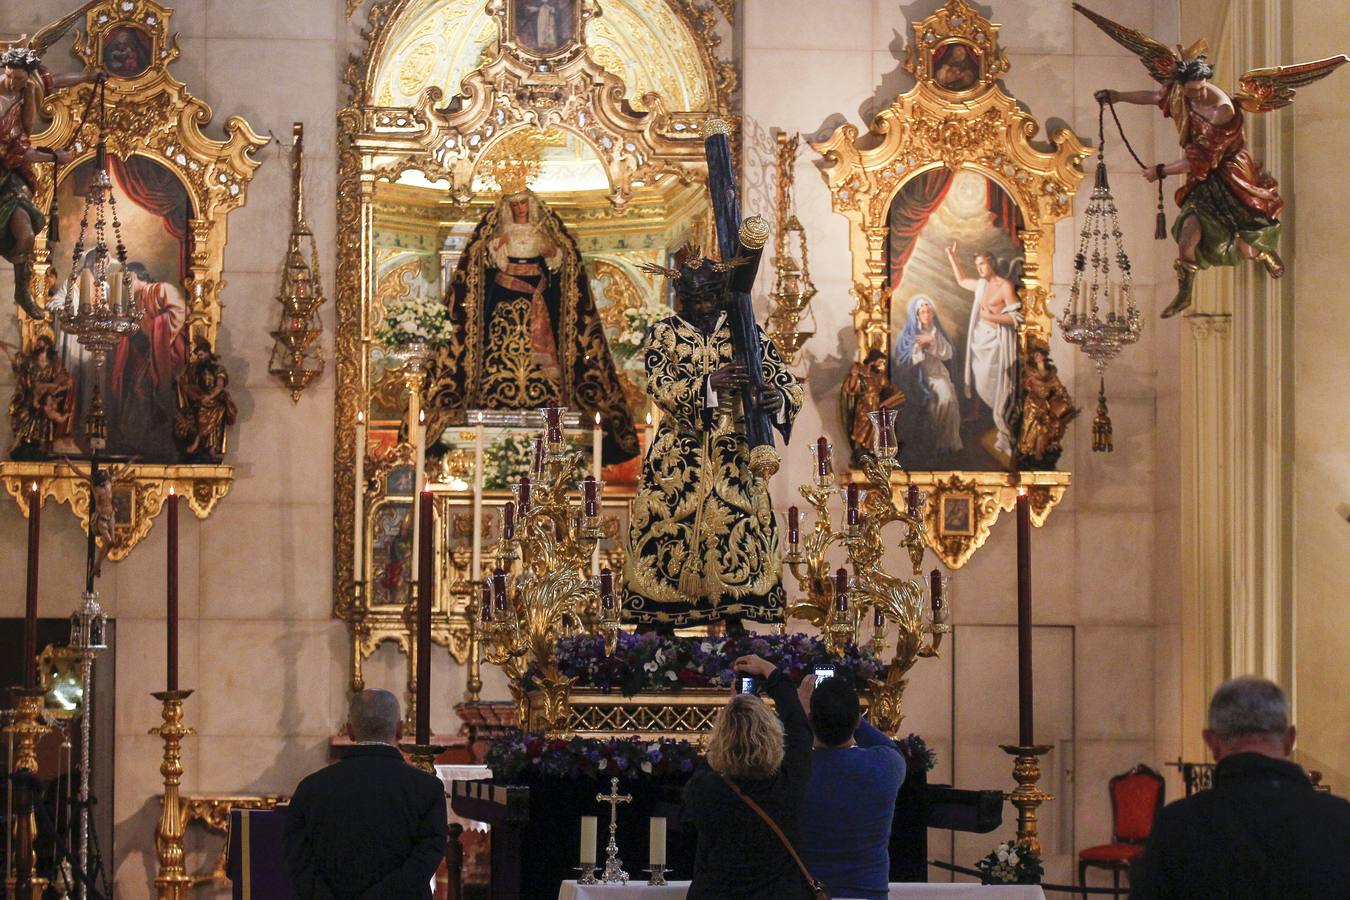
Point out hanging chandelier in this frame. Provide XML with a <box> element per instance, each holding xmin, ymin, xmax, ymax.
<box><xmin>766</xmin><ymin>131</ymin><xmax>817</xmax><ymax>370</ymax></box>
<box><xmin>268</xmin><ymin>122</ymin><xmax>326</xmax><ymax>401</ymax></box>
<box><xmin>1058</xmin><ymin>101</ymin><xmax>1141</xmax><ymax>452</ymax></box>
<box><xmin>55</xmin><ymin>76</ymin><xmax>142</xmax><ymax>449</ymax></box>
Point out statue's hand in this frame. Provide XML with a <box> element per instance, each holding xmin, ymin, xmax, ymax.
<box><xmin>1141</xmin><ymin>165</ymin><xmax>1161</xmax><ymax>183</ymax></box>
<box><xmin>755</xmin><ymin>386</ymin><xmax>783</xmax><ymax>414</ymax></box>
<box><xmin>708</xmin><ymin>363</ymin><xmax>747</xmax><ymax>393</ymax></box>
<box><xmin>1094</xmin><ymin>89</ymin><xmax>1115</xmax><ymax>104</ymax></box>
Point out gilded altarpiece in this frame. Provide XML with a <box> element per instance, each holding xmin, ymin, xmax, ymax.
<box><xmin>813</xmin><ymin>0</ymin><xmax>1088</xmax><ymax>567</ymax></box>
<box><xmin>334</xmin><ymin>0</ymin><xmax>736</xmax><ymax>692</ymax></box>
<box><xmin>0</xmin><ymin>0</ymin><xmax>265</xmax><ymax>557</ymax></box>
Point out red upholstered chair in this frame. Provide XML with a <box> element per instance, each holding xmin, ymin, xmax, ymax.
<box><xmin>1078</xmin><ymin>764</ymin><xmax>1165</xmax><ymax>898</ymax></box>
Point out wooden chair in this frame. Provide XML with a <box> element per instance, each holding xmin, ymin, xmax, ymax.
<box><xmin>1078</xmin><ymin>764</ymin><xmax>1165</xmax><ymax>898</ymax></box>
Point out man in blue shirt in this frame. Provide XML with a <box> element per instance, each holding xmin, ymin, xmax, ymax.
<box><xmin>798</xmin><ymin>674</ymin><xmax>906</xmax><ymax>900</ymax></box>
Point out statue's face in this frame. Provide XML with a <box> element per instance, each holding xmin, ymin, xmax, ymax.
<box><xmin>0</xmin><ymin>67</ymin><xmax>26</xmax><ymax>92</ymax></box>
<box><xmin>917</xmin><ymin>303</ymin><xmax>933</xmax><ymax>328</ymax></box>
<box><xmin>509</xmin><ymin>199</ymin><xmax>530</xmax><ymax>223</ymax></box>
<box><xmin>974</xmin><ymin>254</ymin><xmax>994</xmax><ymax>278</ymax></box>
<box><xmin>1181</xmin><ymin>78</ymin><xmax>1209</xmax><ymax>100</ymax></box>
<box><xmin>680</xmin><ymin>287</ymin><xmax>721</xmax><ymax>326</ymax></box>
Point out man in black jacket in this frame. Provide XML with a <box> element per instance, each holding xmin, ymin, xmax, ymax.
<box><xmin>1131</xmin><ymin>676</ymin><xmax>1350</xmax><ymax>899</ymax></box>
<box><xmin>284</xmin><ymin>689</ymin><xmax>448</xmax><ymax>899</ymax></box>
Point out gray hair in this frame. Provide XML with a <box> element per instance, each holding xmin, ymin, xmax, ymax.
<box><xmin>1207</xmin><ymin>676</ymin><xmax>1289</xmax><ymax>740</ymax></box>
<box><xmin>348</xmin><ymin>689</ymin><xmax>401</xmax><ymax>742</ymax></box>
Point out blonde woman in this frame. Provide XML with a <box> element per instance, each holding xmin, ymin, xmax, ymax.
<box><xmin>681</xmin><ymin>654</ymin><xmax>818</xmax><ymax>899</ymax></box>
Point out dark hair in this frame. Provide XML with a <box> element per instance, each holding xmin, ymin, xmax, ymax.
<box><xmin>1175</xmin><ymin>57</ymin><xmax>1214</xmax><ymax>84</ymax></box>
<box><xmin>124</xmin><ymin>262</ymin><xmax>151</xmax><ymax>281</ymax></box>
<box><xmin>810</xmin><ymin>676</ymin><xmax>861</xmax><ymax>747</ymax></box>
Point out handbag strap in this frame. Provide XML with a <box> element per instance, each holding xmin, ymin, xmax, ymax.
<box><xmin>719</xmin><ymin>773</ymin><xmax>827</xmax><ymax>894</ymax></box>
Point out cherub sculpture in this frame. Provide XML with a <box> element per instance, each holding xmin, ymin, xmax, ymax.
<box><xmin>4</xmin><ymin>335</ymin><xmax>75</xmax><ymax>458</ymax></box>
<box><xmin>1076</xmin><ymin>3</ymin><xmax>1348</xmax><ymax>318</ymax></box>
<box><xmin>0</xmin><ymin>3</ymin><xmax>104</xmax><ymax>319</ymax></box>
<box><xmin>174</xmin><ymin>338</ymin><xmax>237</xmax><ymax>463</ymax></box>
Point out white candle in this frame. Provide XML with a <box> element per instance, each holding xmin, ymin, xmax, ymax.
<box><xmin>354</xmin><ymin>411</ymin><xmax>366</xmax><ymax>579</ymax></box>
<box><xmin>644</xmin><ymin>410</ymin><xmax>654</xmax><ymax>453</ymax></box>
<box><xmin>471</xmin><ymin>412</ymin><xmax>485</xmax><ymax>582</ymax></box>
<box><xmin>649</xmin><ymin>817</ymin><xmax>667</xmax><ymax>866</ymax></box>
<box><xmin>580</xmin><ymin>816</ymin><xmax>598</xmax><ymax>865</ymax></box>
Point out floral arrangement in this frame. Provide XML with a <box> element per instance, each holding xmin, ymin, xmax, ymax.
<box><xmin>610</xmin><ymin>302</ymin><xmax>669</xmax><ymax>384</ymax></box>
<box><xmin>896</xmin><ymin>733</ymin><xmax>938</xmax><ymax>773</ymax></box>
<box><xmin>481</xmin><ymin>433</ymin><xmax>537</xmax><ymax>490</ymax></box>
<box><xmin>523</xmin><ymin>632</ymin><xmax>885</xmax><ymax>697</ymax></box>
<box><xmin>486</xmin><ymin>731</ymin><xmax>701</xmax><ymax>784</ymax></box>
<box><xmin>374</xmin><ymin>292</ymin><xmax>453</xmax><ymax>347</ymax></box>
<box><xmin>975</xmin><ymin>840</ymin><xmax>1044</xmax><ymax>885</ymax></box>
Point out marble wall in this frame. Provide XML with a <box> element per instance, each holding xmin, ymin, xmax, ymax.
<box><xmin>0</xmin><ymin>0</ymin><xmax>1184</xmax><ymax>894</ymax></box>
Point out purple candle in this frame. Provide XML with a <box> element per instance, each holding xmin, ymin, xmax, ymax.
<box><xmin>544</xmin><ymin>405</ymin><xmax>563</xmax><ymax>444</ymax></box>
<box><xmin>835</xmin><ymin>567</ymin><xmax>849</xmax><ymax>612</ymax></box>
<box><xmin>846</xmin><ymin>483</ymin><xmax>859</xmax><ymax>527</ymax></box>
<box><xmin>787</xmin><ymin>505</ymin><xmax>800</xmax><ymax>545</ymax></box>
<box><xmin>518</xmin><ymin>476</ymin><xmax>532</xmax><ymax>515</ymax></box>
<box><xmin>906</xmin><ymin>484</ymin><xmax>920</xmax><ymax>518</ymax></box>
<box><xmin>583</xmin><ymin>475</ymin><xmax>598</xmax><ymax>518</ymax></box>
<box><xmin>493</xmin><ymin>569</ymin><xmax>508</xmax><ymax>612</ymax></box>
<box><xmin>874</xmin><ymin>607</ymin><xmax>885</xmax><ymax>629</ymax></box>
<box><xmin>415</xmin><ymin>488</ymin><xmax>434</xmax><ymax>745</ymax></box>
<box><xmin>503</xmin><ymin>500</ymin><xmax>516</xmax><ymax>540</ymax></box>
<box><xmin>531</xmin><ymin>435</ymin><xmax>545</xmax><ymax>475</ymax></box>
<box><xmin>167</xmin><ymin>488</ymin><xmax>179</xmax><ymax>692</ymax></box>
<box><xmin>22</xmin><ymin>482</ymin><xmax>40</xmax><ymax>690</ymax></box>
<box><xmin>815</xmin><ymin>436</ymin><xmax>831</xmax><ymax>478</ymax></box>
<box><xmin>877</xmin><ymin>408</ymin><xmax>895</xmax><ymax>450</ymax></box>
<box><xmin>930</xmin><ymin>568</ymin><xmax>943</xmax><ymax>616</ymax></box>
<box><xmin>481</xmin><ymin>579</ymin><xmax>493</xmax><ymax>622</ymax></box>
<box><xmin>599</xmin><ymin>569</ymin><xmax>615</xmax><ymax>611</ymax></box>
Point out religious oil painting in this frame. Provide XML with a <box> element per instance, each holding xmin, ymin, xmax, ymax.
<box><xmin>887</xmin><ymin>169</ymin><xmax>1025</xmax><ymax>471</ymax></box>
<box><xmin>940</xmin><ymin>493</ymin><xmax>974</xmax><ymax>536</ymax></box>
<box><xmin>370</xmin><ymin>500</ymin><xmax>414</xmax><ymax>608</ymax></box>
<box><xmin>101</xmin><ymin>25</ymin><xmax>153</xmax><ymax>79</ymax></box>
<box><xmin>930</xmin><ymin>41</ymin><xmax>981</xmax><ymax>92</ymax></box>
<box><xmin>513</xmin><ymin>0</ymin><xmax>576</xmax><ymax>56</ymax></box>
<box><xmin>48</xmin><ymin>155</ymin><xmax>192</xmax><ymax>462</ymax></box>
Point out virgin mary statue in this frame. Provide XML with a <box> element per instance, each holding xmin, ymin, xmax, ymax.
<box><xmin>426</xmin><ymin>190</ymin><xmax>639</xmax><ymax>463</ymax></box>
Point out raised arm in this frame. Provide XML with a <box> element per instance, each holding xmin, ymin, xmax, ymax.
<box><xmin>945</xmin><ymin>244</ymin><xmax>978</xmax><ymax>291</ymax></box>
<box><xmin>1095</xmin><ymin>87</ymin><xmax>1165</xmax><ymax>105</ymax></box>
<box><xmin>734</xmin><ymin>655</ymin><xmax>812</xmax><ymax>795</ymax></box>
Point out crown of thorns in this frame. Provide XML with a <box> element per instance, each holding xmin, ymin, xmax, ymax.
<box><xmin>637</xmin><ymin>246</ymin><xmax>752</xmax><ymax>295</ymax></box>
<box><xmin>1174</xmin><ymin>56</ymin><xmax>1214</xmax><ymax>83</ymax></box>
<box><xmin>0</xmin><ymin>48</ymin><xmax>41</xmax><ymax>71</ymax></box>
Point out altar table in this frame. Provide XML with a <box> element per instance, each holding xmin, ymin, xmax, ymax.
<box><xmin>558</xmin><ymin>883</ymin><xmax>1046</xmax><ymax>900</ymax></box>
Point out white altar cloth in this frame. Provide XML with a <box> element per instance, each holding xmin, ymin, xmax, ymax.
<box><xmin>558</xmin><ymin>882</ymin><xmax>1046</xmax><ymax>900</ymax></box>
<box><xmin>434</xmin><ymin>764</ymin><xmax>493</xmax><ymax>833</ymax></box>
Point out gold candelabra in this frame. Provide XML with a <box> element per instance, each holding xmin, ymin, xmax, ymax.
<box><xmin>268</xmin><ymin>122</ymin><xmax>326</xmax><ymax>401</ymax></box>
<box><xmin>5</xmin><ymin>688</ymin><xmax>51</xmax><ymax>900</ymax></box>
<box><xmin>480</xmin><ymin>406</ymin><xmax>620</xmax><ymax>735</ymax></box>
<box><xmin>151</xmin><ymin>689</ymin><xmax>194</xmax><ymax>900</ymax></box>
<box><xmin>784</xmin><ymin>410</ymin><xmax>951</xmax><ymax>733</ymax></box>
<box><xmin>998</xmin><ymin>743</ymin><xmax>1054</xmax><ymax>855</ymax></box>
<box><xmin>766</xmin><ymin>131</ymin><xmax>817</xmax><ymax>370</ymax></box>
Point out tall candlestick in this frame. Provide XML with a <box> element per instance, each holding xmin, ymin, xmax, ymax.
<box><xmin>815</xmin><ymin>436</ymin><xmax>831</xmax><ymax>479</ymax></box>
<box><xmin>471</xmin><ymin>412</ymin><xmax>484</xmax><ymax>582</ymax></box>
<box><xmin>846</xmin><ymin>483</ymin><xmax>859</xmax><ymax>527</ymax></box>
<box><xmin>354</xmin><ymin>411</ymin><xmax>366</xmax><ymax>578</ymax></box>
<box><xmin>415</xmin><ymin>488</ymin><xmax>434</xmax><ymax>745</ymax></box>
<box><xmin>580</xmin><ymin>816</ymin><xmax>598</xmax><ymax>865</ymax></box>
<box><xmin>167</xmin><ymin>487</ymin><xmax>179</xmax><ymax>692</ymax></box>
<box><xmin>411</xmin><ymin>408</ymin><xmax>428</xmax><ymax>580</ymax></box>
<box><xmin>787</xmin><ymin>505</ymin><xmax>799</xmax><ymax>545</ymax></box>
<box><xmin>834</xmin><ymin>567</ymin><xmax>848</xmax><ymax>612</ymax></box>
<box><xmin>649</xmin><ymin>817</ymin><xmax>667</xmax><ymax>866</ymax></box>
<box><xmin>22</xmin><ymin>482</ymin><xmax>41</xmax><ymax>690</ymax></box>
<box><xmin>1015</xmin><ymin>488</ymin><xmax>1033</xmax><ymax>746</ymax></box>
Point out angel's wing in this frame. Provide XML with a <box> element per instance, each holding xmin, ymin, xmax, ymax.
<box><xmin>27</xmin><ymin>1</ymin><xmax>101</xmax><ymax>55</ymax></box>
<box><xmin>1234</xmin><ymin>55</ymin><xmax>1350</xmax><ymax>112</ymax></box>
<box><xmin>1073</xmin><ymin>3</ymin><xmax>1178</xmax><ymax>84</ymax></box>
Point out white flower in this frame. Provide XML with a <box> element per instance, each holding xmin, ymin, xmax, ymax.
<box><xmin>1007</xmin><ymin>851</ymin><xmax>1019</xmax><ymax>865</ymax></box>
<box><xmin>641</xmin><ymin>761</ymin><xmax>653</xmax><ymax>774</ymax></box>
<box><xmin>700</xmin><ymin>641</ymin><xmax>713</xmax><ymax>653</ymax></box>
<box><xmin>643</xmin><ymin>661</ymin><xmax>658</xmax><ymax>673</ymax></box>
<box><xmin>665</xmin><ymin>670</ymin><xmax>678</xmax><ymax>681</ymax></box>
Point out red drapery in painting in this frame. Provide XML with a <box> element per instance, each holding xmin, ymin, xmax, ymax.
<box><xmin>887</xmin><ymin>168</ymin><xmax>956</xmax><ymax>291</ymax></box>
<box><xmin>110</xmin><ymin>154</ymin><xmax>192</xmax><ymax>282</ymax></box>
<box><xmin>987</xmin><ymin>180</ymin><xmax>1024</xmax><ymax>247</ymax></box>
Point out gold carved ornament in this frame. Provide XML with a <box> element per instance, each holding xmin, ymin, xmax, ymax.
<box><xmin>2</xmin><ymin>0</ymin><xmax>265</xmax><ymax>557</ymax></box>
<box><xmin>811</xmin><ymin>0</ymin><xmax>1088</xmax><ymax>569</ymax></box>
<box><xmin>332</xmin><ymin>0</ymin><xmax>735</xmax><ymax>661</ymax></box>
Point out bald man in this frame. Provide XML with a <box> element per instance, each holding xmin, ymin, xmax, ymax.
<box><xmin>284</xmin><ymin>690</ymin><xmax>448</xmax><ymax>899</ymax></box>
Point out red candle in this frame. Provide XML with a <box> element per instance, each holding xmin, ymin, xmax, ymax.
<box><xmin>906</xmin><ymin>484</ymin><xmax>920</xmax><ymax>518</ymax></box>
<box><xmin>415</xmin><ymin>488</ymin><xmax>434</xmax><ymax>745</ymax></box>
<box><xmin>834</xmin><ymin>567</ymin><xmax>849</xmax><ymax>612</ymax></box>
<box><xmin>583</xmin><ymin>475</ymin><xmax>598</xmax><ymax>518</ymax></box>
<box><xmin>518</xmin><ymin>476</ymin><xmax>532</xmax><ymax>515</ymax></box>
<box><xmin>787</xmin><ymin>505</ymin><xmax>800</xmax><ymax>545</ymax></box>
<box><xmin>22</xmin><ymin>483</ymin><xmax>41</xmax><ymax>690</ymax></box>
<box><xmin>531</xmin><ymin>435</ymin><xmax>545</xmax><ymax>475</ymax></box>
<box><xmin>815</xmin><ymin>436</ymin><xmax>831</xmax><ymax>479</ymax></box>
<box><xmin>846</xmin><ymin>483</ymin><xmax>859</xmax><ymax>527</ymax></box>
<box><xmin>503</xmin><ymin>500</ymin><xmax>516</xmax><ymax>540</ymax></box>
<box><xmin>599</xmin><ymin>569</ymin><xmax>615</xmax><ymax>611</ymax></box>
<box><xmin>493</xmin><ymin>569</ymin><xmax>508</xmax><ymax>612</ymax></box>
<box><xmin>929</xmin><ymin>568</ymin><xmax>943</xmax><ymax>616</ymax></box>
<box><xmin>544</xmin><ymin>404</ymin><xmax>563</xmax><ymax>444</ymax></box>
<box><xmin>1016</xmin><ymin>489</ymin><xmax>1033</xmax><ymax>747</ymax></box>
<box><xmin>480</xmin><ymin>579</ymin><xmax>493</xmax><ymax>622</ymax></box>
<box><xmin>167</xmin><ymin>487</ymin><xmax>179</xmax><ymax>692</ymax></box>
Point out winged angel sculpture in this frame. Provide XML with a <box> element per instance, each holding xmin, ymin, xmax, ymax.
<box><xmin>1076</xmin><ymin>3</ymin><xmax>1347</xmax><ymax>317</ymax></box>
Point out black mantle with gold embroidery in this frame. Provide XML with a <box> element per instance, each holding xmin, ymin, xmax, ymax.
<box><xmin>425</xmin><ymin>193</ymin><xmax>639</xmax><ymax>464</ymax></box>
<box><xmin>622</xmin><ymin>315</ymin><xmax>803</xmax><ymax>626</ymax></box>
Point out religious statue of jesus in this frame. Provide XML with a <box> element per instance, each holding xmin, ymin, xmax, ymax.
<box><xmin>427</xmin><ymin>190</ymin><xmax>639</xmax><ymax>464</ymax></box>
<box><xmin>948</xmin><ymin>244</ymin><xmax>1020</xmax><ymax>459</ymax></box>
<box><xmin>622</xmin><ymin>253</ymin><xmax>802</xmax><ymax>631</ymax></box>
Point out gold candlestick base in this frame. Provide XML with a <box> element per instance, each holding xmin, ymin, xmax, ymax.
<box><xmin>151</xmin><ymin>690</ymin><xmax>195</xmax><ymax>900</ymax></box>
<box><xmin>999</xmin><ymin>743</ymin><xmax>1054</xmax><ymax>856</ymax></box>
<box><xmin>5</xmin><ymin>687</ymin><xmax>51</xmax><ymax>900</ymax></box>
<box><xmin>399</xmin><ymin>742</ymin><xmax>446</xmax><ymax>773</ymax></box>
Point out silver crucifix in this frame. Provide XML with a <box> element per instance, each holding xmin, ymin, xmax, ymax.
<box><xmin>595</xmin><ymin>776</ymin><xmax>633</xmax><ymax>883</ymax></box>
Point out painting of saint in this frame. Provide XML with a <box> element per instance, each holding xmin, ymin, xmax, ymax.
<box><xmin>49</xmin><ymin>155</ymin><xmax>192</xmax><ymax>461</ymax></box>
<box><xmin>932</xmin><ymin>42</ymin><xmax>980</xmax><ymax>91</ymax></box>
<box><xmin>886</xmin><ymin>169</ymin><xmax>1024</xmax><ymax>470</ymax></box>
<box><xmin>514</xmin><ymin>0</ymin><xmax>575</xmax><ymax>56</ymax></box>
<box><xmin>941</xmin><ymin>494</ymin><xmax>974</xmax><ymax>535</ymax></box>
<box><xmin>101</xmin><ymin>26</ymin><xmax>152</xmax><ymax>79</ymax></box>
<box><xmin>371</xmin><ymin>501</ymin><xmax>414</xmax><ymax>608</ymax></box>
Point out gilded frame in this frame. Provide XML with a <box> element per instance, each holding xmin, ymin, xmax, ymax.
<box><xmin>812</xmin><ymin>0</ymin><xmax>1089</xmax><ymax>568</ymax></box>
<box><xmin>0</xmin><ymin>0</ymin><xmax>264</xmax><ymax>559</ymax></box>
<box><xmin>333</xmin><ymin>0</ymin><xmax>736</xmax><ymax>688</ymax></box>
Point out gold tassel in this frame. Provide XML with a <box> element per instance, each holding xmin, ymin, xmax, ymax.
<box><xmin>1155</xmin><ymin>179</ymin><xmax>1167</xmax><ymax>240</ymax></box>
<box><xmin>1092</xmin><ymin>379</ymin><xmax>1113</xmax><ymax>453</ymax></box>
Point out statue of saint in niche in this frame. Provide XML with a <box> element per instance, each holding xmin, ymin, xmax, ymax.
<box><xmin>427</xmin><ymin>190</ymin><xmax>639</xmax><ymax>464</ymax></box>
